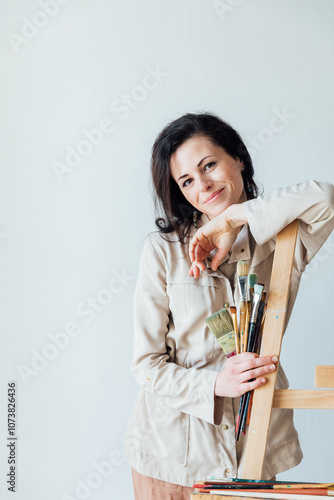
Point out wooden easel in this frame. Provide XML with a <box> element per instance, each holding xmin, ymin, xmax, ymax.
<box><xmin>191</xmin><ymin>221</ymin><xmax>334</xmax><ymax>499</ymax></box>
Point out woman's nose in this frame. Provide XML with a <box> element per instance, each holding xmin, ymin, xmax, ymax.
<box><xmin>198</xmin><ymin>177</ymin><xmax>212</xmax><ymax>191</ymax></box>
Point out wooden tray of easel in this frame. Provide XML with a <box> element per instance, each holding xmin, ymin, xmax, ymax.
<box><xmin>191</xmin><ymin>220</ymin><xmax>334</xmax><ymax>499</ymax></box>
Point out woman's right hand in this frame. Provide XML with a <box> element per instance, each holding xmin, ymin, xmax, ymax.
<box><xmin>214</xmin><ymin>353</ymin><xmax>278</xmax><ymax>398</ymax></box>
<box><xmin>189</xmin><ymin>203</ymin><xmax>247</xmax><ymax>277</ymax></box>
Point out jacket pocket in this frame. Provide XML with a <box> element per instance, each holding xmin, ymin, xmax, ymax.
<box><xmin>127</xmin><ymin>390</ymin><xmax>189</xmax><ymax>467</ymax></box>
<box><xmin>167</xmin><ymin>281</ymin><xmax>220</xmax><ymax>320</ymax></box>
<box><xmin>166</xmin><ymin>280</ymin><xmax>223</xmax><ymax>367</ymax></box>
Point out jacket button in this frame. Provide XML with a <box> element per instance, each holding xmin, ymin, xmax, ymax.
<box><xmin>223</xmin><ymin>424</ymin><xmax>229</xmax><ymax>430</ymax></box>
<box><xmin>225</xmin><ymin>468</ymin><xmax>230</xmax><ymax>475</ymax></box>
<box><xmin>207</xmin><ymin>257</ymin><xmax>212</xmax><ymax>262</ymax></box>
<box><xmin>224</xmin><ymin>302</ymin><xmax>229</xmax><ymax>308</ymax></box>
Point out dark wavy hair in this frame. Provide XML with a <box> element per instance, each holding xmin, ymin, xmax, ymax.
<box><xmin>151</xmin><ymin>112</ymin><xmax>259</xmax><ymax>243</ymax></box>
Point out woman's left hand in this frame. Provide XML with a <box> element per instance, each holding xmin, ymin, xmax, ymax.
<box><xmin>189</xmin><ymin>204</ymin><xmax>247</xmax><ymax>278</ymax></box>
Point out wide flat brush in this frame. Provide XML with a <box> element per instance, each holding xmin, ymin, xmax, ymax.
<box><xmin>205</xmin><ymin>308</ymin><xmax>237</xmax><ymax>358</ymax></box>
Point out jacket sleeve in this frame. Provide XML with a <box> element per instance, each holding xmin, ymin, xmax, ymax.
<box><xmin>243</xmin><ymin>181</ymin><xmax>334</xmax><ymax>265</ymax></box>
<box><xmin>131</xmin><ymin>234</ymin><xmax>218</xmax><ymax>425</ymax></box>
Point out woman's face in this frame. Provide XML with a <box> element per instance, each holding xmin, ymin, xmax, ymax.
<box><xmin>170</xmin><ymin>135</ymin><xmax>246</xmax><ymax>219</ymax></box>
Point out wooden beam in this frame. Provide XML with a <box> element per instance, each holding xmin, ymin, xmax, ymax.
<box><xmin>273</xmin><ymin>389</ymin><xmax>334</xmax><ymax>409</ymax></box>
<box><xmin>315</xmin><ymin>365</ymin><xmax>334</xmax><ymax>388</ymax></box>
<box><xmin>241</xmin><ymin>220</ymin><xmax>299</xmax><ymax>480</ymax></box>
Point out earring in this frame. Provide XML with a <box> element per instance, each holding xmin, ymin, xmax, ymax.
<box><xmin>193</xmin><ymin>210</ymin><xmax>198</xmax><ymax>228</ymax></box>
<box><xmin>247</xmin><ymin>182</ymin><xmax>252</xmax><ymax>193</ymax></box>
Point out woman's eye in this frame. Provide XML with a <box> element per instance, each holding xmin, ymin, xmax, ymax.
<box><xmin>181</xmin><ymin>162</ymin><xmax>216</xmax><ymax>188</ymax></box>
<box><xmin>182</xmin><ymin>178</ymin><xmax>192</xmax><ymax>188</ymax></box>
<box><xmin>204</xmin><ymin>161</ymin><xmax>216</xmax><ymax>171</ymax></box>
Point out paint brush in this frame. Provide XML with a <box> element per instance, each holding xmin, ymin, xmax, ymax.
<box><xmin>241</xmin><ymin>293</ymin><xmax>267</xmax><ymax>435</ymax></box>
<box><xmin>253</xmin><ymin>293</ymin><xmax>267</xmax><ymax>354</ymax></box>
<box><xmin>206</xmin><ymin>478</ymin><xmax>333</xmax><ymax>485</ymax></box>
<box><xmin>245</xmin><ymin>273</ymin><xmax>257</xmax><ymax>351</ymax></box>
<box><xmin>236</xmin><ymin>284</ymin><xmax>264</xmax><ymax>440</ymax></box>
<box><xmin>195</xmin><ymin>483</ymin><xmax>334</xmax><ymax>490</ymax></box>
<box><xmin>230</xmin><ymin>306</ymin><xmax>239</xmax><ymax>355</ymax></box>
<box><xmin>244</xmin><ymin>301</ymin><xmax>251</xmax><ymax>353</ymax></box>
<box><xmin>246</xmin><ymin>391</ymin><xmax>254</xmax><ymax>427</ymax></box>
<box><xmin>205</xmin><ymin>308</ymin><xmax>237</xmax><ymax>358</ymax></box>
<box><xmin>239</xmin><ymin>390</ymin><xmax>252</xmax><ymax>437</ymax></box>
<box><xmin>246</xmin><ymin>284</ymin><xmax>264</xmax><ymax>352</ymax></box>
<box><xmin>237</xmin><ymin>261</ymin><xmax>249</xmax><ymax>354</ymax></box>
<box><xmin>248</xmin><ymin>273</ymin><xmax>257</xmax><ymax>309</ymax></box>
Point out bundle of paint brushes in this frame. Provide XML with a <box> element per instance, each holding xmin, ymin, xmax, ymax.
<box><xmin>192</xmin><ymin>478</ymin><xmax>334</xmax><ymax>498</ymax></box>
<box><xmin>205</xmin><ymin>261</ymin><xmax>267</xmax><ymax>441</ymax></box>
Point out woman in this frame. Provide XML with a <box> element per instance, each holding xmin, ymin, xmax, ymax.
<box><xmin>123</xmin><ymin>113</ymin><xmax>334</xmax><ymax>500</ymax></box>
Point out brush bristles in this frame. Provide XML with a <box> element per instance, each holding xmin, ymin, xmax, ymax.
<box><xmin>237</xmin><ymin>260</ymin><xmax>249</xmax><ymax>277</ymax></box>
<box><xmin>254</xmin><ymin>284</ymin><xmax>264</xmax><ymax>296</ymax></box>
<box><xmin>248</xmin><ymin>273</ymin><xmax>257</xmax><ymax>289</ymax></box>
<box><xmin>205</xmin><ymin>308</ymin><xmax>234</xmax><ymax>337</ymax></box>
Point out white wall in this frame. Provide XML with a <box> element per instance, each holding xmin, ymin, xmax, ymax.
<box><xmin>1</xmin><ymin>1</ymin><xmax>334</xmax><ymax>498</ymax></box>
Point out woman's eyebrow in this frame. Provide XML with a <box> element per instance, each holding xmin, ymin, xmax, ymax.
<box><xmin>177</xmin><ymin>155</ymin><xmax>214</xmax><ymax>181</ymax></box>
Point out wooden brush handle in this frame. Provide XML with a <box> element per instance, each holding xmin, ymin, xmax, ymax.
<box><xmin>244</xmin><ymin>302</ymin><xmax>251</xmax><ymax>352</ymax></box>
<box><xmin>239</xmin><ymin>302</ymin><xmax>246</xmax><ymax>353</ymax></box>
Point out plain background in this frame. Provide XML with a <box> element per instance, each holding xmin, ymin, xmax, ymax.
<box><xmin>1</xmin><ymin>1</ymin><xmax>334</xmax><ymax>499</ymax></box>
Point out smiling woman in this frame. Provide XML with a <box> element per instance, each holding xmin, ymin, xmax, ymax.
<box><xmin>150</xmin><ymin>114</ymin><xmax>258</xmax><ymax>245</ymax></box>
<box><xmin>170</xmin><ymin>136</ymin><xmax>245</xmax><ymax>218</ymax></box>
<box><xmin>123</xmin><ymin>112</ymin><xmax>334</xmax><ymax>500</ymax></box>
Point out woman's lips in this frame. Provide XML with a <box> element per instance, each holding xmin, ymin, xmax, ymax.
<box><xmin>204</xmin><ymin>188</ymin><xmax>224</xmax><ymax>204</ymax></box>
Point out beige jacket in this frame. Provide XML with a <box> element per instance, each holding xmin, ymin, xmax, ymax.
<box><xmin>124</xmin><ymin>181</ymin><xmax>334</xmax><ymax>486</ymax></box>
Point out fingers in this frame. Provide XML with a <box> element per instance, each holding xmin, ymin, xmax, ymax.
<box><xmin>215</xmin><ymin>353</ymin><xmax>278</xmax><ymax>398</ymax></box>
<box><xmin>211</xmin><ymin>249</ymin><xmax>229</xmax><ymax>271</ymax></box>
<box><xmin>189</xmin><ymin>238</ymin><xmax>225</xmax><ymax>276</ymax></box>
<box><xmin>225</xmin><ymin>353</ymin><xmax>278</xmax><ymax>377</ymax></box>
<box><xmin>189</xmin><ymin>231</ymin><xmax>214</xmax><ymax>263</ymax></box>
<box><xmin>188</xmin><ymin>261</ymin><xmax>206</xmax><ymax>279</ymax></box>
<box><xmin>233</xmin><ymin>353</ymin><xmax>278</xmax><ymax>365</ymax></box>
<box><xmin>238</xmin><ymin>360</ymin><xmax>276</xmax><ymax>384</ymax></box>
<box><xmin>241</xmin><ymin>376</ymin><xmax>267</xmax><ymax>393</ymax></box>
<box><xmin>188</xmin><ymin>224</ymin><xmax>237</xmax><ymax>275</ymax></box>
<box><xmin>189</xmin><ymin>233</ymin><xmax>205</xmax><ymax>262</ymax></box>
<box><xmin>189</xmin><ymin>235</ymin><xmax>198</xmax><ymax>263</ymax></box>
<box><xmin>189</xmin><ymin>263</ymin><xmax>199</xmax><ymax>279</ymax></box>
<box><xmin>236</xmin><ymin>354</ymin><xmax>278</xmax><ymax>392</ymax></box>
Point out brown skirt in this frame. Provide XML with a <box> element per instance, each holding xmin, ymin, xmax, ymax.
<box><xmin>132</xmin><ymin>468</ymin><xmax>195</xmax><ymax>500</ymax></box>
